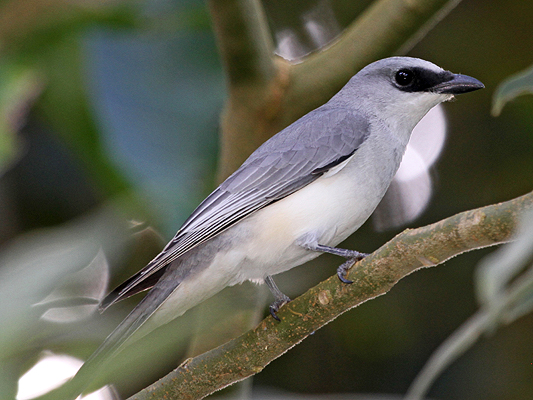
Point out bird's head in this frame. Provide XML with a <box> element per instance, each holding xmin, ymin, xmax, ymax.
<box><xmin>334</xmin><ymin>57</ymin><xmax>484</xmax><ymax>134</ymax></box>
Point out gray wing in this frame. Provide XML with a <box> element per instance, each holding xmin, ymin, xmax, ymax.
<box><xmin>101</xmin><ymin>107</ymin><xmax>370</xmax><ymax>309</ymax></box>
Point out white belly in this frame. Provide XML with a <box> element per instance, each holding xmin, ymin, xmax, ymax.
<box><xmin>228</xmin><ymin>135</ymin><xmax>403</xmax><ymax>281</ymax></box>
<box><xmin>144</xmin><ymin>133</ymin><xmax>405</xmax><ymax>335</ymax></box>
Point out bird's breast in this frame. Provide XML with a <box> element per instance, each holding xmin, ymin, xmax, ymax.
<box><xmin>233</xmin><ymin>132</ymin><xmax>405</xmax><ymax>280</ymax></box>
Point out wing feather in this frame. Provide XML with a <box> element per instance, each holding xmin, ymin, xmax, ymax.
<box><xmin>101</xmin><ymin>107</ymin><xmax>370</xmax><ymax>309</ymax></box>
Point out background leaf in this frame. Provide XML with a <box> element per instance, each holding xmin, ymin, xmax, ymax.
<box><xmin>492</xmin><ymin>64</ymin><xmax>533</xmax><ymax>117</ymax></box>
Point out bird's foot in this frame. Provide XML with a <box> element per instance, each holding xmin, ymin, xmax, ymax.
<box><xmin>269</xmin><ymin>294</ymin><xmax>291</xmax><ymax>321</ymax></box>
<box><xmin>336</xmin><ymin>252</ymin><xmax>368</xmax><ymax>284</ymax></box>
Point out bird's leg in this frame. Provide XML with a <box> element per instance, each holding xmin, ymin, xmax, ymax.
<box><xmin>265</xmin><ymin>275</ymin><xmax>291</xmax><ymax>321</ymax></box>
<box><xmin>301</xmin><ymin>242</ymin><xmax>368</xmax><ymax>284</ymax></box>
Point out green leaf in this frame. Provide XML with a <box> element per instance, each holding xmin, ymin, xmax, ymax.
<box><xmin>492</xmin><ymin>64</ymin><xmax>533</xmax><ymax>116</ymax></box>
<box><xmin>0</xmin><ymin>206</ymin><xmax>130</xmax><ymax>361</ymax></box>
<box><xmin>475</xmin><ymin>210</ymin><xmax>533</xmax><ymax>306</ymax></box>
<box><xmin>83</xmin><ymin>28</ymin><xmax>224</xmax><ymax>234</ymax></box>
<box><xmin>0</xmin><ymin>62</ymin><xmax>42</xmax><ymax>176</ymax></box>
<box><xmin>36</xmin><ymin>34</ymin><xmax>132</xmax><ymax>196</ymax></box>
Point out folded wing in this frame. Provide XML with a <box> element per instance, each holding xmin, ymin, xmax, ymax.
<box><xmin>101</xmin><ymin>107</ymin><xmax>370</xmax><ymax>310</ymax></box>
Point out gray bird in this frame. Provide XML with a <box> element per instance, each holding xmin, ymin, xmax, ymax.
<box><xmin>50</xmin><ymin>56</ymin><xmax>484</xmax><ymax>398</ymax></box>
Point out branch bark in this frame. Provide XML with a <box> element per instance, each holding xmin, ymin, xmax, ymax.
<box><xmin>129</xmin><ymin>191</ymin><xmax>533</xmax><ymax>400</ymax></box>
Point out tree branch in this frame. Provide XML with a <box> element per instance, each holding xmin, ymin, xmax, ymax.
<box><xmin>208</xmin><ymin>0</ymin><xmax>287</xmax><ymax>183</ymax></box>
<box><xmin>208</xmin><ymin>0</ymin><xmax>276</xmax><ymax>87</ymax></box>
<box><xmin>128</xmin><ymin>191</ymin><xmax>533</xmax><ymax>400</ymax></box>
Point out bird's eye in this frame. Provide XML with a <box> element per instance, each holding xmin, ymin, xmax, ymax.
<box><xmin>395</xmin><ymin>69</ymin><xmax>414</xmax><ymax>86</ymax></box>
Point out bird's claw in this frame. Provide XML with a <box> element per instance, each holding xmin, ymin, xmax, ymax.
<box><xmin>337</xmin><ymin>253</ymin><xmax>368</xmax><ymax>284</ymax></box>
<box><xmin>269</xmin><ymin>295</ymin><xmax>291</xmax><ymax>321</ymax></box>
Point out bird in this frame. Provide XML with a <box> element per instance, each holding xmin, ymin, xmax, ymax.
<box><xmin>46</xmin><ymin>56</ymin><xmax>484</xmax><ymax>399</ymax></box>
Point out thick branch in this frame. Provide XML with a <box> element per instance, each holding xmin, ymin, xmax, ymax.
<box><xmin>208</xmin><ymin>0</ymin><xmax>289</xmax><ymax>182</ymax></box>
<box><xmin>129</xmin><ymin>191</ymin><xmax>533</xmax><ymax>400</ymax></box>
<box><xmin>208</xmin><ymin>0</ymin><xmax>276</xmax><ymax>87</ymax></box>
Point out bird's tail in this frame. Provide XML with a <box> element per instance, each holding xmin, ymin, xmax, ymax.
<box><xmin>35</xmin><ymin>279</ymin><xmax>181</xmax><ymax>400</ymax></box>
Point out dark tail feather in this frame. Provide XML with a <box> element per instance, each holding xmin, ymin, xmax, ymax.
<box><xmin>35</xmin><ymin>280</ymin><xmax>180</xmax><ymax>400</ymax></box>
<box><xmin>99</xmin><ymin>266</ymin><xmax>168</xmax><ymax>312</ymax></box>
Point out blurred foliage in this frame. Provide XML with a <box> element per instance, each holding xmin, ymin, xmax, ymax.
<box><xmin>492</xmin><ymin>64</ymin><xmax>533</xmax><ymax>117</ymax></box>
<box><xmin>405</xmin><ymin>210</ymin><xmax>533</xmax><ymax>400</ymax></box>
<box><xmin>0</xmin><ymin>206</ymin><xmax>131</xmax><ymax>399</ymax></box>
<box><xmin>0</xmin><ymin>0</ymin><xmax>224</xmax><ymax>397</ymax></box>
<box><xmin>0</xmin><ymin>62</ymin><xmax>42</xmax><ymax>176</ymax></box>
<box><xmin>0</xmin><ymin>0</ymin><xmax>532</xmax><ymax>399</ymax></box>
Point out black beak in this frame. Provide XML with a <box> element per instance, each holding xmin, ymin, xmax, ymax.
<box><xmin>432</xmin><ymin>73</ymin><xmax>485</xmax><ymax>95</ymax></box>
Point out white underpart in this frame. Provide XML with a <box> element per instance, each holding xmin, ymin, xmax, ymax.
<box><xmin>149</xmin><ymin>124</ymin><xmax>406</xmax><ymax>331</ymax></box>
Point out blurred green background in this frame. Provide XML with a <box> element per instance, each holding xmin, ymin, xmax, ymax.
<box><xmin>1</xmin><ymin>0</ymin><xmax>532</xmax><ymax>399</ymax></box>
